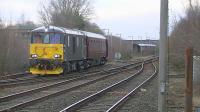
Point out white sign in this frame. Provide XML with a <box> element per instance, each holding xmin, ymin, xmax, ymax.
<box><xmin>115</xmin><ymin>52</ymin><xmax>122</xmax><ymax>60</ymax></box>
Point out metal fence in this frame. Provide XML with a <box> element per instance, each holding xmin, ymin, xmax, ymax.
<box><xmin>193</xmin><ymin>56</ymin><xmax>200</xmax><ymax>108</ymax></box>
<box><xmin>0</xmin><ymin>29</ymin><xmax>31</xmax><ymax>75</ymax></box>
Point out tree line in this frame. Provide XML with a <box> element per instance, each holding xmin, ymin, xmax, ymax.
<box><xmin>169</xmin><ymin>0</ymin><xmax>200</xmax><ymax>70</ymax></box>
<box><xmin>0</xmin><ymin>0</ymin><xmax>105</xmax><ymax>75</ymax></box>
<box><xmin>0</xmin><ymin>0</ymin><xmax>103</xmax><ymax>34</ymax></box>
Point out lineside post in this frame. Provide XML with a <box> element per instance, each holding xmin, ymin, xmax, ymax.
<box><xmin>185</xmin><ymin>47</ymin><xmax>193</xmax><ymax>112</ymax></box>
<box><xmin>158</xmin><ymin>0</ymin><xmax>168</xmax><ymax>112</ymax></box>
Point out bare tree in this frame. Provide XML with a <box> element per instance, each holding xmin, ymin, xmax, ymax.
<box><xmin>0</xmin><ymin>19</ymin><xmax>3</xmax><ymax>28</ymax></box>
<box><xmin>39</xmin><ymin>0</ymin><xmax>94</xmax><ymax>29</ymax></box>
<box><xmin>0</xmin><ymin>15</ymin><xmax>5</xmax><ymax>28</ymax></box>
<box><xmin>84</xmin><ymin>22</ymin><xmax>104</xmax><ymax>34</ymax></box>
<box><xmin>169</xmin><ymin>1</ymin><xmax>200</xmax><ymax>69</ymax></box>
<box><xmin>189</xmin><ymin>0</ymin><xmax>193</xmax><ymax>9</ymax></box>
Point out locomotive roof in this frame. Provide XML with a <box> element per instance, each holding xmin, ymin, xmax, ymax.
<box><xmin>32</xmin><ymin>26</ymin><xmax>106</xmax><ymax>39</ymax></box>
<box><xmin>138</xmin><ymin>44</ymin><xmax>156</xmax><ymax>47</ymax></box>
<box><xmin>32</xmin><ymin>26</ymin><xmax>65</xmax><ymax>33</ymax></box>
<box><xmin>62</xmin><ymin>27</ymin><xmax>83</xmax><ymax>36</ymax></box>
<box><xmin>81</xmin><ymin>31</ymin><xmax>106</xmax><ymax>39</ymax></box>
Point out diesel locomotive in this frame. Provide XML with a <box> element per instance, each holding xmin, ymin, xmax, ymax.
<box><xmin>29</xmin><ymin>26</ymin><xmax>108</xmax><ymax>75</ymax></box>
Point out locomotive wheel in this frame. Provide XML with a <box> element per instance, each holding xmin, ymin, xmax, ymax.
<box><xmin>76</xmin><ymin>62</ymin><xmax>80</xmax><ymax>72</ymax></box>
<box><xmin>37</xmin><ymin>74</ymin><xmax>41</xmax><ymax>77</ymax></box>
<box><xmin>62</xmin><ymin>62</ymin><xmax>69</xmax><ymax>75</ymax></box>
<box><xmin>72</xmin><ymin>62</ymin><xmax>77</xmax><ymax>71</ymax></box>
<box><xmin>67</xmin><ymin>62</ymin><xmax>73</xmax><ymax>73</ymax></box>
<box><xmin>78</xmin><ymin>61</ymin><xmax>85</xmax><ymax>71</ymax></box>
<box><xmin>63</xmin><ymin>65</ymin><xmax>68</xmax><ymax>75</ymax></box>
<box><xmin>101</xmin><ymin>58</ymin><xmax>106</xmax><ymax>65</ymax></box>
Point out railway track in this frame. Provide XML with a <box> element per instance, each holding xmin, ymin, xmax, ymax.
<box><xmin>0</xmin><ymin>57</ymin><xmax>157</xmax><ymax>112</ymax></box>
<box><xmin>0</xmin><ymin>75</ymin><xmax>37</xmax><ymax>87</ymax></box>
<box><xmin>0</xmin><ymin>71</ymin><xmax>98</xmax><ymax>88</ymax></box>
<box><xmin>60</xmin><ymin>61</ymin><xmax>157</xmax><ymax>112</ymax></box>
<box><xmin>0</xmin><ymin>72</ymin><xmax>30</xmax><ymax>80</ymax></box>
<box><xmin>0</xmin><ymin>64</ymin><xmax>119</xmax><ymax>88</ymax></box>
<box><xmin>106</xmin><ymin>62</ymin><xmax>157</xmax><ymax>112</ymax></box>
<box><xmin>168</xmin><ymin>74</ymin><xmax>185</xmax><ymax>78</ymax></box>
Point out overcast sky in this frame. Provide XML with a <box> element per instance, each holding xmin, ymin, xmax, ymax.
<box><xmin>0</xmin><ymin>0</ymin><xmax>189</xmax><ymax>40</ymax></box>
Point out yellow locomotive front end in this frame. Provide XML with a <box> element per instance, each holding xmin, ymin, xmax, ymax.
<box><xmin>29</xmin><ymin>26</ymin><xmax>65</xmax><ymax>75</ymax></box>
<box><xmin>30</xmin><ymin>44</ymin><xmax>64</xmax><ymax>75</ymax></box>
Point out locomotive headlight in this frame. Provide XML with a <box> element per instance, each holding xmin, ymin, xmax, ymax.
<box><xmin>31</xmin><ymin>54</ymin><xmax>38</xmax><ymax>58</ymax></box>
<box><xmin>54</xmin><ymin>54</ymin><xmax>61</xmax><ymax>58</ymax></box>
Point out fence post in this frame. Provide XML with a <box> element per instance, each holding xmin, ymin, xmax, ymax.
<box><xmin>185</xmin><ymin>47</ymin><xmax>193</xmax><ymax>112</ymax></box>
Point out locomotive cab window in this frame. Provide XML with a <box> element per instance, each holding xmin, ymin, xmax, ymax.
<box><xmin>31</xmin><ymin>33</ymin><xmax>63</xmax><ymax>44</ymax></box>
<box><xmin>50</xmin><ymin>33</ymin><xmax>61</xmax><ymax>44</ymax></box>
<box><xmin>33</xmin><ymin>34</ymin><xmax>43</xmax><ymax>43</ymax></box>
<box><xmin>44</xmin><ymin>34</ymin><xmax>50</xmax><ymax>44</ymax></box>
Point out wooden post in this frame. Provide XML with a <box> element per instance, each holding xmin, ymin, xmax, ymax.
<box><xmin>185</xmin><ymin>47</ymin><xmax>193</xmax><ymax>112</ymax></box>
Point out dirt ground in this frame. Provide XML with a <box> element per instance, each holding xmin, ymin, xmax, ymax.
<box><xmin>194</xmin><ymin>85</ymin><xmax>200</xmax><ymax>108</ymax></box>
<box><xmin>168</xmin><ymin>65</ymin><xmax>200</xmax><ymax>112</ymax></box>
<box><xmin>167</xmin><ymin>78</ymin><xmax>185</xmax><ymax>112</ymax></box>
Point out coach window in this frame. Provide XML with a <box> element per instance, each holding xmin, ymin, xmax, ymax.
<box><xmin>77</xmin><ymin>37</ymin><xmax>79</xmax><ymax>47</ymax></box>
<box><xmin>90</xmin><ymin>40</ymin><xmax>92</xmax><ymax>46</ymax></box>
<box><xmin>72</xmin><ymin>37</ymin><xmax>76</xmax><ymax>54</ymax></box>
<box><xmin>67</xmin><ymin>35</ymin><xmax>70</xmax><ymax>47</ymax></box>
<box><xmin>81</xmin><ymin>38</ymin><xmax>84</xmax><ymax>46</ymax></box>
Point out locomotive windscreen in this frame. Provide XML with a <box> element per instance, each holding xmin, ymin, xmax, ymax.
<box><xmin>31</xmin><ymin>33</ymin><xmax>63</xmax><ymax>44</ymax></box>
